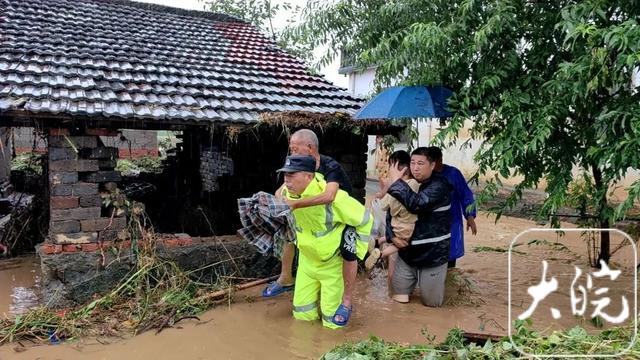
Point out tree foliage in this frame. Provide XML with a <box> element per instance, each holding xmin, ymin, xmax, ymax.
<box><xmin>290</xmin><ymin>1</ymin><xmax>640</xmax><ymax>243</ymax></box>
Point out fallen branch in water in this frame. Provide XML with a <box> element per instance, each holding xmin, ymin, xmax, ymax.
<box><xmin>154</xmin><ymin>307</ymin><xmax>178</xmax><ymax>335</ymax></box>
<box><xmin>194</xmin><ymin>275</ymin><xmax>278</xmax><ymax>303</ymax></box>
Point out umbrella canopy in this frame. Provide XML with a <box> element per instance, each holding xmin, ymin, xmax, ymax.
<box><xmin>354</xmin><ymin>86</ymin><xmax>454</xmax><ymax>120</ymax></box>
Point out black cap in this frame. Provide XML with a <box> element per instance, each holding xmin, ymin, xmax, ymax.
<box><xmin>277</xmin><ymin>155</ymin><xmax>316</xmax><ymax>173</ymax></box>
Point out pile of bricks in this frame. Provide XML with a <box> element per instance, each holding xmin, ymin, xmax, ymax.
<box><xmin>48</xmin><ymin>128</ymin><xmax>126</xmax><ymax>245</ymax></box>
<box><xmin>200</xmin><ymin>146</ymin><xmax>234</xmax><ymax>192</ymax></box>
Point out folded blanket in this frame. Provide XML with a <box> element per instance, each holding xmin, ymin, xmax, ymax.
<box><xmin>237</xmin><ymin>191</ymin><xmax>296</xmax><ymax>258</ymax></box>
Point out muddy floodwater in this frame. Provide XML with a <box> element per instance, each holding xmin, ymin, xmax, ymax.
<box><xmin>0</xmin><ymin>255</ymin><xmax>41</xmax><ymax>317</ymax></box>
<box><xmin>0</xmin><ymin>214</ymin><xmax>637</xmax><ymax>359</ymax></box>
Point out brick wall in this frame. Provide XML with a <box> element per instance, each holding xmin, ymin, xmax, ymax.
<box><xmin>101</xmin><ymin>129</ymin><xmax>159</xmax><ymax>158</ymax></box>
<box><xmin>200</xmin><ymin>145</ymin><xmax>234</xmax><ymax>192</ymax></box>
<box><xmin>47</xmin><ymin>128</ymin><xmax>126</xmax><ymax>244</ymax></box>
<box><xmin>13</xmin><ymin>127</ymin><xmax>158</xmax><ymax>158</ymax></box>
<box><xmin>11</xmin><ymin>127</ymin><xmax>47</xmax><ymax>154</ymax></box>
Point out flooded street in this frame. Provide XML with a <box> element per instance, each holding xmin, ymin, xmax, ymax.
<box><xmin>0</xmin><ymin>213</ymin><xmax>636</xmax><ymax>359</ymax></box>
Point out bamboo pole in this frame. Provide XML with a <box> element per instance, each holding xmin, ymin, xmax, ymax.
<box><xmin>195</xmin><ymin>275</ymin><xmax>279</xmax><ymax>302</ymax></box>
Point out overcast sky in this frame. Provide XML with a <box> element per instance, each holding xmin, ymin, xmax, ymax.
<box><xmin>135</xmin><ymin>0</ymin><xmax>348</xmax><ymax>88</ymax></box>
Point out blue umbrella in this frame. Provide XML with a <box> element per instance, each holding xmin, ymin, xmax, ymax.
<box><xmin>353</xmin><ymin>85</ymin><xmax>454</xmax><ymax>120</ymax></box>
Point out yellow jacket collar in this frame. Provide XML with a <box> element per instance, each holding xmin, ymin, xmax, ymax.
<box><xmin>286</xmin><ymin>174</ymin><xmax>325</xmax><ymax>199</ymax></box>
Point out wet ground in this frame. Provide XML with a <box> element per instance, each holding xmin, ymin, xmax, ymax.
<box><xmin>0</xmin><ymin>212</ymin><xmax>636</xmax><ymax>359</ymax></box>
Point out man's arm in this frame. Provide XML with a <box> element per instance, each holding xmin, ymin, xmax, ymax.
<box><xmin>387</xmin><ymin>179</ymin><xmax>447</xmax><ymax>214</ymax></box>
<box><xmin>287</xmin><ymin>182</ymin><xmax>339</xmax><ymax>210</ymax></box>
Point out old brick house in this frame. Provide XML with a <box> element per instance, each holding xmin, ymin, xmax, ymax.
<box><xmin>0</xmin><ymin>0</ymin><xmax>399</xmax><ymax>304</ymax></box>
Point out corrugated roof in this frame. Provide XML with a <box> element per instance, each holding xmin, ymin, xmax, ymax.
<box><xmin>0</xmin><ymin>0</ymin><xmax>362</xmax><ymax>126</ymax></box>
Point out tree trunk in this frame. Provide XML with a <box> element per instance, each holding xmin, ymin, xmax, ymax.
<box><xmin>591</xmin><ymin>165</ymin><xmax>610</xmax><ymax>265</ymax></box>
<box><xmin>597</xmin><ymin>218</ymin><xmax>611</xmax><ymax>266</ymax></box>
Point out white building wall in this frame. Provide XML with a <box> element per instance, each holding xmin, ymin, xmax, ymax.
<box><xmin>349</xmin><ymin>68</ymin><xmax>376</xmax><ymax>97</ymax></box>
<box><xmin>346</xmin><ymin>69</ymin><xmax>382</xmax><ymax>179</ymax></box>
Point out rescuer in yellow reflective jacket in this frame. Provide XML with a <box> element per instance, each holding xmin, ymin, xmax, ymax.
<box><xmin>277</xmin><ymin>155</ymin><xmax>373</xmax><ymax>329</ymax></box>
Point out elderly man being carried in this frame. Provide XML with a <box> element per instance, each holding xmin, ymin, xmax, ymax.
<box><xmin>277</xmin><ymin>155</ymin><xmax>373</xmax><ymax>329</ymax></box>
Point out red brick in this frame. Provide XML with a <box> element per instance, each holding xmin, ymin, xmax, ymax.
<box><xmin>180</xmin><ymin>238</ymin><xmax>194</xmax><ymax>246</ymax></box>
<box><xmin>15</xmin><ymin>147</ymin><xmax>47</xmax><ymax>154</ymax></box>
<box><xmin>40</xmin><ymin>244</ymin><xmax>55</xmax><ymax>255</ymax></box>
<box><xmin>163</xmin><ymin>238</ymin><xmax>180</xmax><ymax>247</ymax></box>
<box><xmin>176</xmin><ymin>234</ymin><xmax>193</xmax><ymax>246</ymax></box>
<box><xmin>53</xmin><ymin>245</ymin><xmax>63</xmax><ymax>254</ymax></box>
<box><xmin>50</xmin><ymin>196</ymin><xmax>79</xmax><ymax>209</ymax></box>
<box><xmin>49</xmin><ymin>128</ymin><xmax>70</xmax><ymax>136</ymax></box>
<box><xmin>99</xmin><ymin>241</ymin><xmax>113</xmax><ymax>249</ymax></box>
<box><xmin>85</xmin><ymin>128</ymin><xmax>119</xmax><ymax>137</ymax></box>
<box><xmin>119</xmin><ymin>149</ymin><xmax>159</xmax><ymax>158</ymax></box>
<box><xmin>118</xmin><ymin>240</ymin><xmax>131</xmax><ymax>249</ymax></box>
<box><xmin>81</xmin><ymin>243</ymin><xmax>99</xmax><ymax>252</ymax></box>
<box><xmin>63</xmin><ymin>244</ymin><xmax>79</xmax><ymax>253</ymax></box>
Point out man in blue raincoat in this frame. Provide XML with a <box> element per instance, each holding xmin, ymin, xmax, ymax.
<box><xmin>426</xmin><ymin>147</ymin><xmax>477</xmax><ymax>268</ymax></box>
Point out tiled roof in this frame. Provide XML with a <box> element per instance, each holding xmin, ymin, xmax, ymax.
<box><xmin>0</xmin><ymin>0</ymin><xmax>362</xmax><ymax>126</ymax></box>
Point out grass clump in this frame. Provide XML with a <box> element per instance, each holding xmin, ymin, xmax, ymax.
<box><xmin>116</xmin><ymin>156</ymin><xmax>163</xmax><ymax>176</ymax></box>
<box><xmin>473</xmin><ymin>246</ymin><xmax>526</xmax><ymax>255</ymax></box>
<box><xmin>322</xmin><ymin>319</ymin><xmax>640</xmax><ymax>359</ymax></box>
<box><xmin>10</xmin><ymin>152</ymin><xmax>44</xmax><ymax>176</ymax></box>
